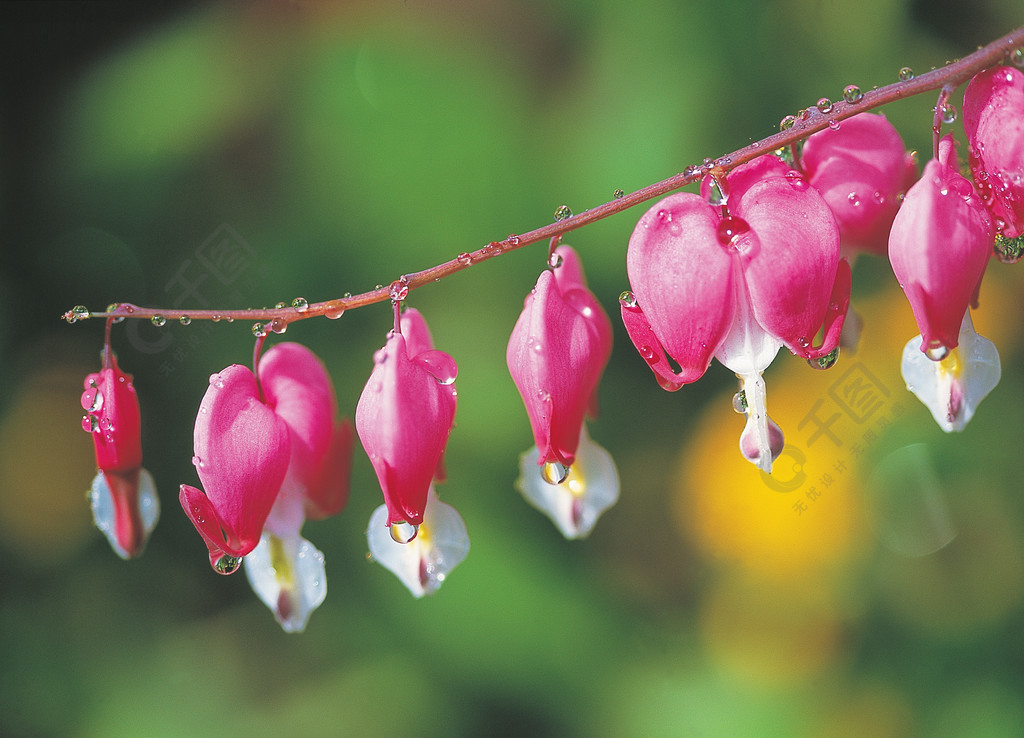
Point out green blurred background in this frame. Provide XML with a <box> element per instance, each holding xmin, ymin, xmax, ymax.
<box><xmin>2</xmin><ymin>1</ymin><xmax>1023</xmax><ymax>735</ymax></box>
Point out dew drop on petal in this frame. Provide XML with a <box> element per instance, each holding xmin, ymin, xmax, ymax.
<box><xmin>842</xmin><ymin>84</ymin><xmax>863</xmax><ymax>104</ymax></box>
<box><xmin>82</xmin><ymin>414</ymin><xmax>99</xmax><ymax>433</ymax></box>
<box><xmin>898</xmin><ymin>67</ymin><xmax>914</xmax><ymax>81</ymax></box>
<box><xmin>993</xmin><ymin>234</ymin><xmax>1024</xmax><ymax>264</ymax></box>
<box><xmin>808</xmin><ymin>347</ymin><xmax>840</xmax><ymax>370</ymax></box>
<box><xmin>925</xmin><ymin>341</ymin><xmax>950</xmax><ymax>361</ymax></box>
<box><xmin>81</xmin><ymin>387</ymin><xmax>103</xmax><ymax>413</ymax></box>
<box><xmin>389</xmin><ymin>521</ymin><xmax>419</xmax><ymax>544</ymax></box>
<box><xmin>553</xmin><ymin>205</ymin><xmax>573</xmax><ymax>221</ymax></box>
<box><xmin>214</xmin><ymin>555</ymin><xmax>243</xmax><ymax>575</ymax></box>
<box><xmin>618</xmin><ymin>290</ymin><xmax>637</xmax><ymax>308</ymax></box>
<box><xmin>541</xmin><ymin>460</ymin><xmax>570</xmax><ymax>485</ymax></box>
<box><xmin>292</xmin><ymin>297</ymin><xmax>309</xmax><ymax>313</ymax></box>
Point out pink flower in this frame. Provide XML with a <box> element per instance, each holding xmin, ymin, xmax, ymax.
<box><xmin>802</xmin><ymin>113</ymin><xmax>918</xmax><ymax>255</ymax></box>
<box><xmin>506</xmin><ymin>245</ymin><xmax>618</xmax><ymax>536</ymax></box>
<box><xmin>239</xmin><ymin>343</ymin><xmax>353</xmax><ymax>631</ymax></box>
<box><xmin>621</xmin><ymin>156</ymin><xmax>850</xmax><ymax>471</ymax></box>
<box><xmin>507</xmin><ymin>245</ymin><xmax>613</xmax><ymax>472</ymax></box>
<box><xmin>82</xmin><ymin>352</ymin><xmax>159</xmax><ymax>559</ymax></box>
<box><xmin>889</xmin><ymin>134</ymin><xmax>994</xmax><ymax>356</ymax></box>
<box><xmin>180</xmin><ymin>342</ymin><xmax>350</xmax><ymax>578</ymax></box>
<box><xmin>963</xmin><ymin>65</ymin><xmax>1024</xmax><ymax>238</ymax></box>
<box><xmin>356</xmin><ymin>308</ymin><xmax>458</xmax><ymax>536</ymax></box>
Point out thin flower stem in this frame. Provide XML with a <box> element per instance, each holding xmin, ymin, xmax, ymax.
<box><xmin>63</xmin><ymin>25</ymin><xmax>1024</xmax><ymax>327</ymax></box>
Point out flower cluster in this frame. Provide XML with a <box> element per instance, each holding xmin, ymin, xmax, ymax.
<box><xmin>75</xmin><ymin>47</ymin><xmax>1024</xmax><ymax>628</ymax></box>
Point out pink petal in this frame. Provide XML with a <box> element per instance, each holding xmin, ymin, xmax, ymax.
<box><xmin>507</xmin><ymin>246</ymin><xmax>612</xmax><ymax>466</ymax></box>
<box><xmin>305</xmin><ymin>417</ymin><xmax>354</xmax><ymax>521</ymax></box>
<box><xmin>889</xmin><ymin>135</ymin><xmax>994</xmax><ymax>352</ymax></box>
<box><xmin>183</xmin><ymin>365</ymin><xmax>291</xmax><ymax>561</ymax></box>
<box><xmin>81</xmin><ymin>355</ymin><xmax>142</xmax><ymax>472</ymax></box>
<box><xmin>803</xmin><ymin>113</ymin><xmax>915</xmax><ymax>254</ymax></box>
<box><xmin>964</xmin><ymin>66</ymin><xmax>1024</xmax><ymax>238</ymax></box>
<box><xmin>625</xmin><ymin>192</ymin><xmax>736</xmax><ymax>382</ymax></box>
<box><xmin>356</xmin><ymin>327</ymin><xmax>457</xmax><ymax>527</ymax></box>
<box><xmin>732</xmin><ymin>160</ymin><xmax>842</xmax><ymax>354</ymax></box>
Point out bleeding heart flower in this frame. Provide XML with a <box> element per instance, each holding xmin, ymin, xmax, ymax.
<box><xmin>963</xmin><ymin>65</ymin><xmax>1024</xmax><ymax>239</ymax></box>
<box><xmin>367</xmin><ymin>485</ymin><xmax>469</xmax><ymax>598</ymax></box>
<box><xmin>889</xmin><ymin>134</ymin><xmax>995</xmax><ymax>357</ymax></box>
<box><xmin>240</xmin><ymin>343</ymin><xmax>353</xmax><ymax>632</ymax></box>
<box><xmin>802</xmin><ymin>112</ymin><xmax>918</xmax><ymax>256</ymax></box>
<box><xmin>356</xmin><ymin>308</ymin><xmax>458</xmax><ymax>538</ymax></box>
<box><xmin>82</xmin><ymin>351</ymin><xmax>159</xmax><ymax>559</ymax></box>
<box><xmin>507</xmin><ymin>245</ymin><xmax>617</xmax><ymax>534</ymax></box>
<box><xmin>621</xmin><ymin>155</ymin><xmax>850</xmax><ymax>471</ymax></box>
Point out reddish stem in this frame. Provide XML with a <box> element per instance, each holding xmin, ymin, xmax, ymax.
<box><xmin>64</xmin><ymin>26</ymin><xmax>1024</xmax><ymax>327</ymax></box>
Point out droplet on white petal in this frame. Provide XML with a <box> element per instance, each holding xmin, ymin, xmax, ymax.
<box><xmin>244</xmin><ymin>532</ymin><xmax>327</xmax><ymax>633</ymax></box>
<box><xmin>734</xmin><ymin>372</ymin><xmax>784</xmax><ymax>473</ymax></box>
<box><xmin>89</xmin><ymin>467</ymin><xmax>159</xmax><ymax>559</ymax></box>
<box><xmin>515</xmin><ymin>426</ymin><xmax>620</xmax><ymax>539</ymax></box>
<box><xmin>366</xmin><ymin>486</ymin><xmax>469</xmax><ymax>598</ymax></box>
<box><xmin>901</xmin><ymin>311</ymin><xmax>1000</xmax><ymax>432</ymax></box>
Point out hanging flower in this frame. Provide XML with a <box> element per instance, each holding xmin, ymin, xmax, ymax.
<box><xmin>241</xmin><ymin>343</ymin><xmax>353</xmax><ymax>632</ymax></box>
<box><xmin>963</xmin><ymin>65</ymin><xmax>1024</xmax><ymax>239</ymax></box>
<box><xmin>889</xmin><ymin>134</ymin><xmax>994</xmax><ymax>356</ymax></box>
<box><xmin>82</xmin><ymin>351</ymin><xmax>158</xmax><ymax>559</ymax></box>
<box><xmin>507</xmin><ymin>245</ymin><xmax>618</xmax><ymax>537</ymax></box>
<box><xmin>366</xmin><ymin>485</ymin><xmax>469</xmax><ymax>598</ymax></box>
<box><xmin>356</xmin><ymin>308</ymin><xmax>458</xmax><ymax>537</ymax></box>
<box><xmin>621</xmin><ymin>156</ymin><xmax>850</xmax><ymax>471</ymax></box>
<box><xmin>889</xmin><ymin>133</ymin><xmax>998</xmax><ymax>431</ymax></box>
<box><xmin>802</xmin><ymin>113</ymin><xmax>918</xmax><ymax>257</ymax></box>
<box><xmin>179</xmin><ymin>366</ymin><xmax>291</xmax><ymax>574</ymax></box>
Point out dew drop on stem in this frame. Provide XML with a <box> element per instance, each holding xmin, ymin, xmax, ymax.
<box><xmin>291</xmin><ymin>297</ymin><xmax>309</xmax><ymax>313</ymax></box>
<box><xmin>554</xmin><ymin>204</ymin><xmax>573</xmax><ymax>221</ymax></box>
<box><xmin>898</xmin><ymin>67</ymin><xmax>914</xmax><ymax>81</ymax></box>
<box><xmin>842</xmin><ymin>84</ymin><xmax>863</xmax><ymax>104</ymax></box>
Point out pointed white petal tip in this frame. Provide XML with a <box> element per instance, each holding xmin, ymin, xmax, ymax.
<box><xmin>89</xmin><ymin>467</ymin><xmax>159</xmax><ymax>560</ymax></box>
<box><xmin>515</xmin><ymin>428</ymin><xmax>620</xmax><ymax>540</ymax></box>
<box><xmin>366</xmin><ymin>487</ymin><xmax>469</xmax><ymax>598</ymax></box>
<box><xmin>244</xmin><ymin>532</ymin><xmax>327</xmax><ymax>633</ymax></box>
<box><xmin>901</xmin><ymin>313</ymin><xmax>1000</xmax><ymax>433</ymax></box>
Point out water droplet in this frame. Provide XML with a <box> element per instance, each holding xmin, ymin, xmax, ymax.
<box><xmin>994</xmin><ymin>234</ymin><xmax>1024</xmax><ymax>264</ymax></box>
<box><xmin>613</xmin><ymin>188</ymin><xmax>625</xmax><ymax>199</ymax></box>
<box><xmin>828</xmin><ymin>119</ymin><xmax>840</xmax><ymax>131</ymax></box>
<box><xmin>816</xmin><ymin>97</ymin><xmax>834</xmax><ymax>114</ymax></box>
<box><xmin>252</xmin><ymin>322</ymin><xmax>267</xmax><ymax>337</ymax></box>
<box><xmin>192</xmin><ymin>455</ymin><xmax>203</xmax><ymax>468</ymax></box>
<box><xmin>639</xmin><ymin>345</ymin><xmax>658</xmax><ymax>363</ymax></box>
<box><xmin>548</xmin><ymin>252</ymin><xmax>563</xmax><ymax>268</ymax></box>
<box><xmin>779</xmin><ymin>115</ymin><xmax>797</xmax><ymax>131</ymax></box>
<box><xmin>292</xmin><ymin>297</ymin><xmax>309</xmax><ymax>313</ymax></box>
<box><xmin>842</xmin><ymin>84</ymin><xmax>863</xmax><ymax>104</ymax></box>
<box><xmin>150</xmin><ymin>314</ymin><xmax>166</xmax><ymax>327</ymax></box>
<box><xmin>214</xmin><ymin>555</ymin><xmax>242</xmax><ymax>575</ymax></box>
<box><xmin>702</xmin><ymin>157</ymin><xmax>714</xmax><ymax>169</ymax></box>
<box><xmin>940</xmin><ymin>104</ymin><xmax>957</xmax><ymax>124</ymax></box>
<box><xmin>269</xmin><ymin>317</ymin><xmax>288</xmax><ymax>334</ymax></box>
<box><xmin>210</xmin><ymin>373</ymin><xmax>225</xmax><ymax>389</ymax></box>
<box><xmin>457</xmin><ymin>252</ymin><xmax>473</xmax><ymax>266</ymax></box>
<box><xmin>273</xmin><ymin>302</ymin><xmax>286</xmax><ymax>310</ymax></box>
<box><xmin>797</xmin><ymin>335</ymin><xmax>810</xmax><ymax>348</ymax></box>
<box><xmin>418</xmin><ymin>350</ymin><xmax>458</xmax><ymax>384</ymax></box>
<box><xmin>106</xmin><ymin>302</ymin><xmax>120</xmax><ymax>313</ymax></box>
<box><xmin>99</xmin><ymin>416</ymin><xmax>112</xmax><ymax>431</ymax></box>
<box><xmin>683</xmin><ymin>165</ymin><xmax>698</xmax><ymax>178</ymax></box>
<box><xmin>1010</xmin><ymin>47</ymin><xmax>1024</xmax><ymax>68</ymax></box>
<box><xmin>541</xmin><ymin>460</ymin><xmax>570</xmax><ymax>485</ymax></box>
<box><xmin>389</xmin><ymin>277</ymin><xmax>410</xmax><ymax>302</ymax></box>
<box><xmin>179</xmin><ymin>315</ymin><xmax>191</xmax><ymax>325</ymax></box>
<box><xmin>898</xmin><ymin>67</ymin><xmax>914</xmax><ymax>81</ymax></box>
<box><xmin>212</xmin><ymin>314</ymin><xmax>221</xmax><ymax>322</ymax></box>
<box><xmin>324</xmin><ymin>300</ymin><xmax>345</xmax><ymax>320</ymax></box>
<box><xmin>82</xmin><ymin>414</ymin><xmax>99</xmax><ymax>433</ymax></box>
<box><xmin>716</xmin><ymin>215</ymin><xmax>751</xmax><ymax>246</ymax></box>
<box><xmin>847</xmin><ymin>192</ymin><xmax>860</xmax><ymax>206</ymax></box>
<box><xmin>389</xmin><ymin>521</ymin><xmax>419</xmax><ymax>544</ymax></box>
<box><xmin>732</xmin><ymin>391</ymin><xmax>748</xmax><ymax>414</ymax></box>
<box><xmin>506</xmin><ymin>234</ymin><xmax>520</xmax><ymax>246</ymax></box>
<box><xmin>618</xmin><ymin>290</ymin><xmax>636</xmax><ymax>308</ymax></box>
<box><xmin>81</xmin><ymin>387</ymin><xmax>103</xmax><ymax>413</ymax></box>
<box><xmin>65</xmin><ymin>305</ymin><xmax>90</xmax><ymax>323</ymax></box>
<box><xmin>553</xmin><ymin>205</ymin><xmax>573</xmax><ymax>221</ymax></box>
<box><xmin>808</xmin><ymin>347</ymin><xmax>840</xmax><ymax>370</ymax></box>
<box><xmin>872</xmin><ymin>191</ymin><xmax>885</xmax><ymax>205</ymax></box>
<box><xmin>925</xmin><ymin>341</ymin><xmax>949</xmax><ymax>361</ymax></box>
